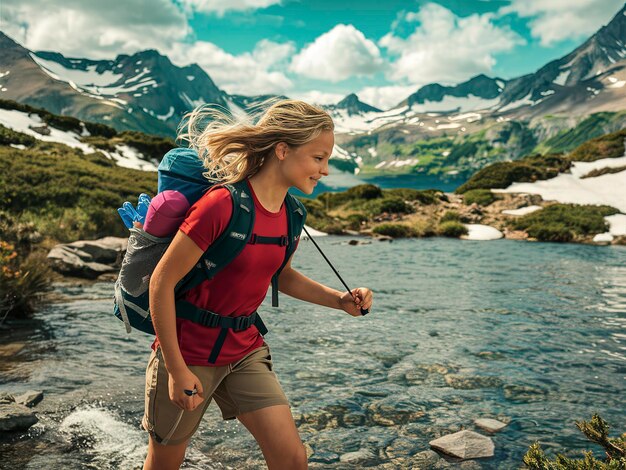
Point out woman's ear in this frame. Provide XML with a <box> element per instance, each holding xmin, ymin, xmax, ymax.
<box><xmin>275</xmin><ymin>142</ymin><xmax>289</xmax><ymax>161</ymax></box>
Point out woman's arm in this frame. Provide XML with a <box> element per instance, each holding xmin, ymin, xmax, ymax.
<box><xmin>278</xmin><ymin>255</ymin><xmax>373</xmax><ymax>316</ymax></box>
<box><xmin>149</xmin><ymin>230</ymin><xmax>206</xmax><ymax>409</ymax></box>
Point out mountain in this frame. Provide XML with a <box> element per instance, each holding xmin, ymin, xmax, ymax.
<box><xmin>327</xmin><ymin>93</ymin><xmax>381</xmax><ymax>115</ymax></box>
<box><xmin>398</xmin><ymin>74</ymin><xmax>505</xmax><ymax>113</ymax></box>
<box><xmin>0</xmin><ymin>32</ymin><xmax>235</xmax><ymax>136</ymax></box>
<box><xmin>33</xmin><ymin>48</ymin><xmax>229</xmax><ymax>129</ymax></box>
<box><xmin>494</xmin><ymin>4</ymin><xmax>626</xmax><ymax>117</ymax></box>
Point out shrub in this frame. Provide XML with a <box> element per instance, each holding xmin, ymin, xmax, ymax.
<box><xmin>372</xmin><ymin>223</ymin><xmax>417</xmax><ymax>238</ymax></box>
<box><xmin>384</xmin><ymin>188</ymin><xmax>445</xmax><ymax>205</ymax></box>
<box><xmin>440</xmin><ymin>211</ymin><xmax>461</xmax><ymax>223</ymax></box>
<box><xmin>0</xmin><ymin>212</ymin><xmax>52</xmax><ymax>320</ymax></box>
<box><xmin>512</xmin><ymin>204</ymin><xmax>618</xmax><ymax>241</ymax></box>
<box><xmin>438</xmin><ymin>221</ymin><xmax>468</xmax><ymax>237</ymax></box>
<box><xmin>373</xmin><ymin>196</ymin><xmax>414</xmax><ymax>215</ymax></box>
<box><xmin>523</xmin><ymin>414</ymin><xmax>625</xmax><ymax>469</ymax></box>
<box><xmin>525</xmin><ymin>223</ymin><xmax>573</xmax><ymax>242</ymax></box>
<box><xmin>0</xmin><ymin>124</ymin><xmax>37</xmax><ymax>147</ymax></box>
<box><xmin>345</xmin><ymin>184</ymin><xmax>383</xmax><ymax>200</ymax></box>
<box><xmin>345</xmin><ymin>213</ymin><xmax>368</xmax><ymax>230</ymax></box>
<box><xmin>463</xmin><ymin>189</ymin><xmax>496</xmax><ymax>206</ymax></box>
<box><xmin>456</xmin><ymin>153</ymin><xmax>570</xmax><ymax>193</ymax></box>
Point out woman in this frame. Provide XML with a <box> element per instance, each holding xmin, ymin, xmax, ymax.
<box><xmin>142</xmin><ymin>99</ymin><xmax>374</xmax><ymax>470</ymax></box>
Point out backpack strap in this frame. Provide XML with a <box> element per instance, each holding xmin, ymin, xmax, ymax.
<box><xmin>270</xmin><ymin>193</ymin><xmax>307</xmax><ymax>307</ymax></box>
<box><xmin>174</xmin><ymin>180</ymin><xmax>255</xmax><ymax>296</ymax></box>
<box><xmin>172</xmin><ymin>179</ymin><xmax>258</xmax><ymax>364</ymax></box>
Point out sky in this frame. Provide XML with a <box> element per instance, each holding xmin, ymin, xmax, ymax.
<box><xmin>1</xmin><ymin>0</ymin><xmax>624</xmax><ymax>110</ymax></box>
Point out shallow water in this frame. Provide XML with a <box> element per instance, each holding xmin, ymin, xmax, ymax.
<box><xmin>1</xmin><ymin>237</ymin><xmax>625</xmax><ymax>469</ymax></box>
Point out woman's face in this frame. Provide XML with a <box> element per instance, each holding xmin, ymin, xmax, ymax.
<box><xmin>280</xmin><ymin>130</ymin><xmax>334</xmax><ymax>194</ymax></box>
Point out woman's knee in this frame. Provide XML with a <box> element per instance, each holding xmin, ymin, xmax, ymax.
<box><xmin>283</xmin><ymin>443</ymin><xmax>308</xmax><ymax>470</ymax></box>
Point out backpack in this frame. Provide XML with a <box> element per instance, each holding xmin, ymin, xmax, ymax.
<box><xmin>113</xmin><ymin>147</ymin><xmax>306</xmax><ymax>363</ymax></box>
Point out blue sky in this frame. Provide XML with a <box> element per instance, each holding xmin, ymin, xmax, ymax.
<box><xmin>2</xmin><ymin>0</ymin><xmax>624</xmax><ymax>109</ymax></box>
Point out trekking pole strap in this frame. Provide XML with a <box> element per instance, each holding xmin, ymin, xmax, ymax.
<box><xmin>301</xmin><ymin>226</ymin><xmax>369</xmax><ymax>316</ymax></box>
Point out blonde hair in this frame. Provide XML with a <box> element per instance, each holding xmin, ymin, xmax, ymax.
<box><xmin>177</xmin><ymin>98</ymin><xmax>334</xmax><ymax>184</ymax></box>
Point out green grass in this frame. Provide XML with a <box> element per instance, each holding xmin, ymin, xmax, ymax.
<box><xmin>0</xmin><ymin>139</ymin><xmax>157</xmax><ymax>241</ymax></box>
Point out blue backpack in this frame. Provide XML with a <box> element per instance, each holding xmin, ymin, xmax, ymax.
<box><xmin>113</xmin><ymin>148</ymin><xmax>306</xmax><ymax>363</ymax></box>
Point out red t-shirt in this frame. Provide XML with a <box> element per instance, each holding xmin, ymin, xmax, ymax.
<box><xmin>152</xmin><ymin>180</ymin><xmax>288</xmax><ymax>366</ymax></box>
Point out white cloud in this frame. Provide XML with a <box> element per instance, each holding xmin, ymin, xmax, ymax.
<box><xmin>500</xmin><ymin>0</ymin><xmax>624</xmax><ymax>46</ymax></box>
<box><xmin>169</xmin><ymin>39</ymin><xmax>296</xmax><ymax>95</ymax></box>
<box><xmin>289</xmin><ymin>24</ymin><xmax>385</xmax><ymax>82</ymax></box>
<box><xmin>0</xmin><ymin>0</ymin><xmax>295</xmax><ymax>96</ymax></box>
<box><xmin>379</xmin><ymin>3</ymin><xmax>524</xmax><ymax>87</ymax></box>
<box><xmin>1</xmin><ymin>0</ymin><xmax>189</xmax><ymax>59</ymax></box>
<box><xmin>356</xmin><ymin>85</ymin><xmax>417</xmax><ymax>110</ymax></box>
<box><xmin>179</xmin><ymin>0</ymin><xmax>281</xmax><ymax>16</ymax></box>
<box><xmin>289</xmin><ymin>90</ymin><xmax>346</xmax><ymax>106</ymax></box>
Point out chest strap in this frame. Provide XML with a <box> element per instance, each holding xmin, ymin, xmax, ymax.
<box><xmin>175</xmin><ymin>300</ymin><xmax>268</xmax><ymax>364</ymax></box>
<box><xmin>248</xmin><ymin>234</ymin><xmax>288</xmax><ymax>246</ymax></box>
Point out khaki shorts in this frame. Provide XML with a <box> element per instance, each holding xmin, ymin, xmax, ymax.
<box><xmin>141</xmin><ymin>342</ymin><xmax>290</xmax><ymax>445</ymax></box>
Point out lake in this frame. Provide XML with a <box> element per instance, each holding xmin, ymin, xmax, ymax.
<box><xmin>1</xmin><ymin>237</ymin><xmax>625</xmax><ymax>469</ymax></box>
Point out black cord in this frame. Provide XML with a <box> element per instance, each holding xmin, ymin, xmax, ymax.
<box><xmin>302</xmin><ymin>226</ymin><xmax>369</xmax><ymax>315</ymax></box>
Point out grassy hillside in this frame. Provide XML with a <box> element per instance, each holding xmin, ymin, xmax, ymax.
<box><xmin>0</xmin><ymin>127</ymin><xmax>157</xmax><ymax>242</ymax></box>
<box><xmin>456</xmin><ymin>127</ymin><xmax>626</xmax><ymax>194</ymax></box>
<box><xmin>534</xmin><ymin>111</ymin><xmax>626</xmax><ymax>155</ymax></box>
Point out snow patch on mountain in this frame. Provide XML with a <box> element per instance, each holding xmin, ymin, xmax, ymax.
<box><xmin>408</xmin><ymin>95</ymin><xmax>499</xmax><ymax>114</ymax></box>
<box><xmin>0</xmin><ymin>108</ymin><xmax>157</xmax><ymax>171</ymax></box>
<box><xmin>31</xmin><ymin>53</ymin><xmax>123</xmax><ymax>88</ymax></box>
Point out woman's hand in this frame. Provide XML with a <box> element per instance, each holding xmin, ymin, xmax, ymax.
<box><xmin>339</xmin><ymin>288</ymin><xmax>373</xmax><ymax>317</ymax></box>
<box><xmin>167</xmin><ymin>366</ymin><xmax>205</xmax><ymax>411</ymax></box>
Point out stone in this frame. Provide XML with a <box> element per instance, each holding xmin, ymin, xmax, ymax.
<box><xmin>14</xmin><ymin>390</ymin><xmax>43</xmax><ymax>407</ymax></box>
<box><xmin>429</xmin><ymin>430</ymin><xmax>495</xmax><ymax>459</ymax></box>
<box><xmin>411</xmin><ymin>449</ymin><xmax>443</xmax><ymax>467</ymax></box>
<box><xmin>309</xmin><ymin>451</ymin><xmax>339</xmax><ymax>464</ymax></box>
<box><xmin>348</xmin><ymin>239</ymin><xmax>371</xmax><ymax>246</ymax></box>
<box><xmin>28</xmin><ymin>125</ymin><xmax>50</xmax><ymax>136</ymax></box>
<box><xmin>339</xmin><ymin>448</ymin><xmax>377</xmax><ymax>464</ymax></box>
<box><xmin>47</xmin><ymin>237</ymin><xmax>127</xmax><ymax>279</ymax></box>
<box><xmin>0</xmin><ymin>393</ymin><xmax>15</xmax><ymax>404</ymax></box>
<box><xmin>0</xmin><ymin>403</ymin><xmax>38</xmax><ymax>432</ymax></box>
<box><xmin>444</xmin><ymin>374</ymin><xmax>503</xmax><ymax>390</ymax></box>
<box><xmin>475</xmin><ymin>418</ymin><xmax>507</xmax><ymax>433</ymax></box>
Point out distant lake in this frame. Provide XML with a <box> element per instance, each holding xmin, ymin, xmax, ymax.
<box><xmin>292</xmin><ymin>172</ymin><xmax>466</xmax><ymax>198</ymax></box>
<box><xmin>1</xmin><ymin>237</ymin><xmax>625</xmax><ymax>469</ymax></box>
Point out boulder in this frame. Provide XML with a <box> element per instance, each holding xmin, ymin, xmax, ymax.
<box><xmin>14</xmin><ymin>390</ymin><xmax>43</xmax><ymax>407</ymax></box>
<box><xmin>475</xmin><ymin>418</ymin><xmax>507</xmax><ymax>433</ymax></box>
<box><xmin>47</xmin><ymin>237</ymin><xmax>127</xmax><ymax>279</ymax></box>
<box><xmin>429</xmin><ymin>430</ymin><xmax>494</xmax><ymax>459</ymax></box>
<box><xmin>0</xmin><ymin>403</ymin><xmax>38</xmax><ymax>432</ymax></box>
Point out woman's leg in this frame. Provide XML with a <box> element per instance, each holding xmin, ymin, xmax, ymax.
<box><xmin>143</xmin><ymin>435</ymin><xmax>189</xmax><ymax>470</ymax></box>
<box><xmin>237</xmin><ymin>404</ymin><xmax>307</xmax><ymax>470</ymax></box>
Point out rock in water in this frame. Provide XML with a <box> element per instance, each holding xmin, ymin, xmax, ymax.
<box><xmin>475</xmin><ymin>418</ymin><xmax>507</xmax><ymax>433</ymax></box>
<box><xmin>14</xmin><ymin>390</ymin><xmax>44</xmax><ymax>407</ymax></box>
<box><xmin>429</xmin><ymin>430</ymin><xmax>494</xmax><ymax>459</ymax></box>
<box><xmin>0</xmin><ymin>403</ymin><xmax>38</xmax><ymax>431</ymax></box>
<box><xmin>339</xmin><ymin>448</ymin><xmax>376</xmax><ymax>464</ymax></box>
<box><xmin>47</xmin><ymin>237</ymin><xmax>127</xmax><ymax>279</ymax></box>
